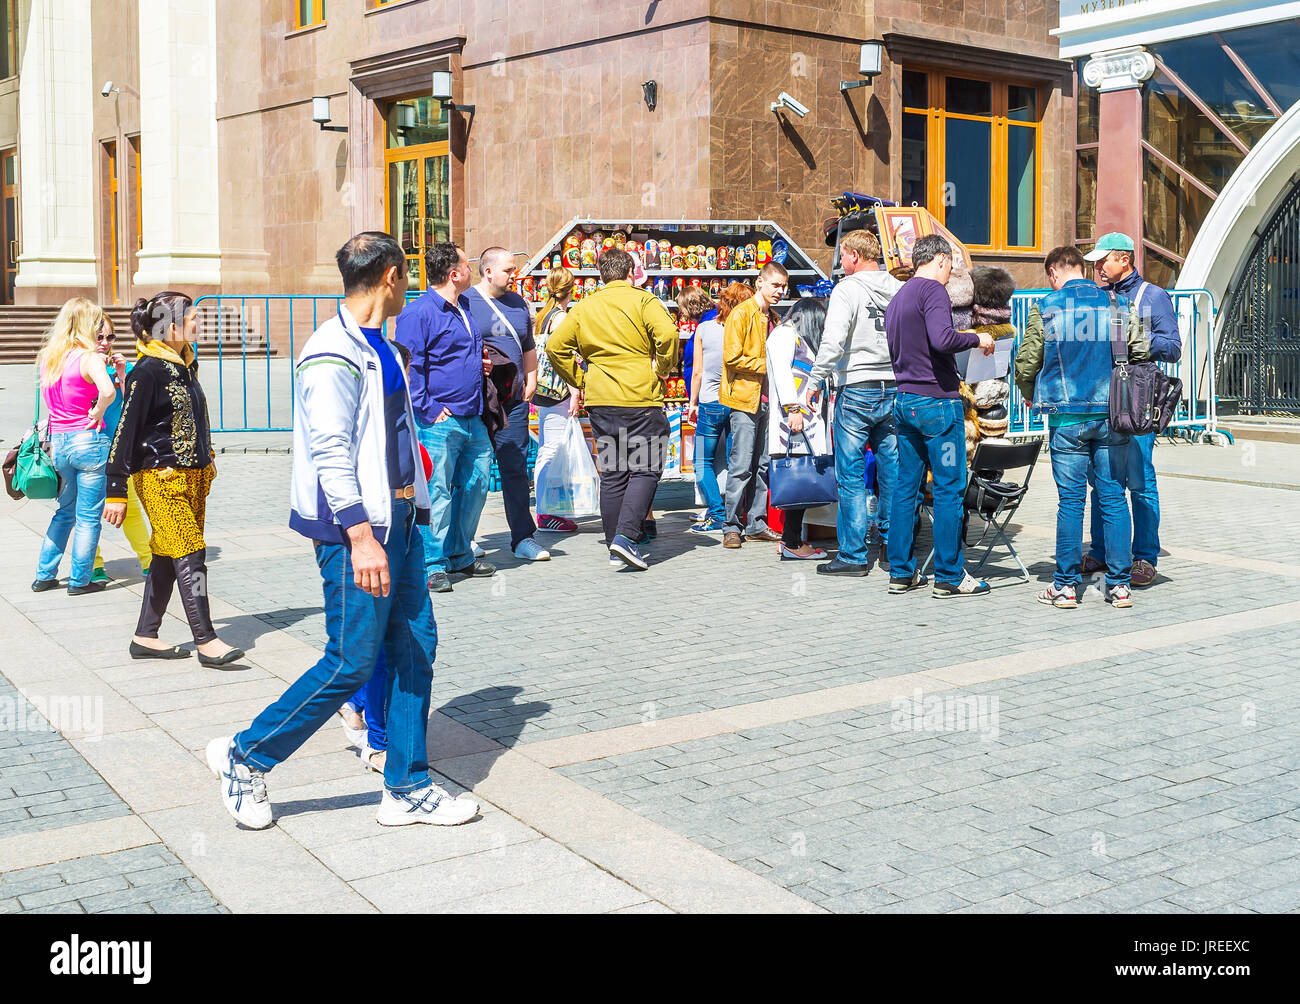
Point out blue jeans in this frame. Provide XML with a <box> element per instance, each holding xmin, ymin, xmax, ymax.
<box><xmin>723</xmin><ymin>405</ymin><xmax>770</xmax><ymax>535</ymax></box>
<box><xmin>693</xmin><ymin>401</ymin><xmax>730</xmax><ymax>522</ymax></box>
<box><xmin>418</xmin><ymin>415</ymin><xmax>492</xmax><ymax>575</ymax></box>
<box><xmin>1050</xmin><ymin>419</ymin><xmax>1132</xmax><ymax>588</ymax></box>
<box><xmin>491</xmin><ymin>399</ymin><xmax>537</xmax><ymax>549</ymax></box>
<box><xmin>36</xmin><ymin>430</ymin><xmax>110</xmax><ymax>587</ymax></box>
<box><xmin>888</xmin><ymin>393</ymin><xmax>967</xmax><ymax>583</ymax></box>
<box><xmin>235</xmin><ymin>500</ymin><xmax>435</xmax><ymax>793</ymax></box>
<box><xmin>1088</xmin><ymin>432</ymin><xmax>1159</xmax><ymax>566</ymax></box>
<box><xmin>349</xmin><ymin>651</ymin><xmax>389</xmax><ymax>753</ymax></box>
<box><xmin>833</xmin><ymin>383</ymin><xmax>898</xmax><ymax>564</ymax></box>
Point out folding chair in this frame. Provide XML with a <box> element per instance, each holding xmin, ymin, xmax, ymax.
<box><xmin>920</xmin><ymin>438</ymin><xmax>1044</xmax><ymax>584</ymax></box>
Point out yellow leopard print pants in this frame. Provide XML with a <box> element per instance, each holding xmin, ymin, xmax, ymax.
<box><xmin>133</xmin><ymin>465</ymin><xmax>215</xmax><ymax>558</ymax></box>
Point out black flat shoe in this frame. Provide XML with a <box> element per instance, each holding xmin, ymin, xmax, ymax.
<box><xmin>817</xmin><ymin>558</ymin><xmax>870</xmax><ymax>577</ymax></box>
<box><xmin>31</xmin><ymin>578</ymin><xmax>59</xmax><ymax>592</ymax></box>
<box><xmin>197</xmin><ymin>648</ymin><xmax>246</xmax><ymax>668</ymax></box>
<box><xmin>67</xmin><ymin>581</ymin><xmax>107</xmax><ymax>596</ymax></box>
<box><xmin>130</xmin><ymin>640</ymin><xmax>192</xmax><ymax>660</ymax></box>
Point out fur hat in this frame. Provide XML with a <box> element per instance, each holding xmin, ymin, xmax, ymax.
<box><xmin>947</xmin><ymin>265</ymin><xmax>975</xmax><ymax>309</ymax></box>
<box><xmin>971</xmin><ymin>379</ymin><xmax>1008</xmax><ymax>409</ymax></box>
<box><xmin>951</xmin><ymin>306</ymin><xmax>973</xmax><ymax>331</ymax></box>
<box><xmin>972</xmin><ymin>304</ymin><xmax>1013</xmax><ymax>327</ymax></box>
<box><xmin>971</xmin><ymin>266</ymin><xmax>1015</xmax><ymax>309</ymax></box>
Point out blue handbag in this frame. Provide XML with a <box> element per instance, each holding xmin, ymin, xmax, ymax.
<box><xmin>768</xmin><ymin>430</ymin><xmax>837</xmax><ymax>510</ymax></box>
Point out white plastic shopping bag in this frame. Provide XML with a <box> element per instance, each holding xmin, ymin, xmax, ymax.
<box><xmin>536</xmin><ymin>417</ymin><xmax>600</xmax><ymax>518</ymax></box>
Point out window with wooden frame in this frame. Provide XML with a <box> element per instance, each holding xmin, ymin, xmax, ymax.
<box><xmin>0</xmin><ymin>0</ymin><xmax>20</xmax><ymax>79</ymax></box>
<box><xmin>901</xmin><ymin>69</ymin><xmax>1043</xmax><ymax>252</ymax></box>
<box><xmin>296</xmin><ymin>0</ymin><xmax>325</xmax><ymax>29</ymax></box>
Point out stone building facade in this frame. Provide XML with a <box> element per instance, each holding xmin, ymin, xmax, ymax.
<box><xmin>0</xmin><ymin>0</ymin><xmax>1075</xmax><ymax>306</ymax></box>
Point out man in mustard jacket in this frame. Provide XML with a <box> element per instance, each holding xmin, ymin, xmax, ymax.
<box><xmin>546</xmin><ymin>249</ymin><xmax>678</xmax><ymax>570</ymax></box>
<box><xmin>720</xmin><ymin>262</ymin><xmax>789</xmax><ymax>548</ymax></box>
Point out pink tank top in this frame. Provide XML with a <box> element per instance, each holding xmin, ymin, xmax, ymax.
<box><xmin>44</xmin><ymin>349</ymin><xmax>103</xmax><ymax>433</ymax></box>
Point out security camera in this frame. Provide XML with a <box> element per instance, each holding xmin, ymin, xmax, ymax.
<box><xmin>100</xmin><ymin>80</ymin><xmax>114</xmax><ymax>97</ymax></box>
<box><xmin>770</xmin><ymin>91</ymin><xmax>809</xmax><ymax>118</ymax></box>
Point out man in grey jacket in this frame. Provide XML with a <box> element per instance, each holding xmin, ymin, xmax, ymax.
<box><xmin>804</xmin><ymin>229</ymin><xmax>903</xmax><ymax>577</ymax></box>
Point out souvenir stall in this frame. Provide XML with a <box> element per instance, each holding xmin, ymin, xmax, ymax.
<box><xmin>519</xmin><ymin>217</ymin><xmax>828</xmax><ymax>482</ymax></box>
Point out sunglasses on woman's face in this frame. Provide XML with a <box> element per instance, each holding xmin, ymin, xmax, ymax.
<box><xmin>98</xmin><ymin>332</ymin><xmax>116</xmax><ymax>342</ymax></box>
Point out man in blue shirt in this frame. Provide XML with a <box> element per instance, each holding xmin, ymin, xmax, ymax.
<box><xmin>1082</xmin><ymin>232</ymin><xmax>1181</xmax><ymax>588</ymax></box>
<box><xmin>397</xmin><ymin>243</ymin><xmax>497</xmax><ymax>594</ymax></box>
<box><xmin>464</xmin><ymin>247</ymin><xmax>550</xmax><ymax>563</ymax></box>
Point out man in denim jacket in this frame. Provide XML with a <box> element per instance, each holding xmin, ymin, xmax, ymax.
<box><xmin>1015</xmin><ymin>245</ymin><xmax>1151</xmax><ymax>610</ymax></box>
<box><xmin>1083</xmin><ymin>232</ymin><xmax>1180</xmax><ymax>586</ymax></box>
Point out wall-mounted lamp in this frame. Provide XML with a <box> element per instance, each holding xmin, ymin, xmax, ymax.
<box><xmin>642</xmin><ymin>80</ymin><xmax>658</xmax><ymax>112</ymax></box>
<box><xmin>839</xmin><ymin>40</ymin><xmax>885</xmax><ymax>92</ymax></box>
<box><xmin>312</xmin><ymin>95</ymin><xmax>347</xmax><ymax>132</ymax></box>
<box><xmin>432</xmin><ymin>70</ymin><xmax>476</xmax><ymax>126</ymax></box>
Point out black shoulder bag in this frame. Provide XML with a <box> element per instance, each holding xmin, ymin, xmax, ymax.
<box><xmin>1107</xmin><ymin>290</ymin><xmax>1182</xmax><ymax>436</ymax></box>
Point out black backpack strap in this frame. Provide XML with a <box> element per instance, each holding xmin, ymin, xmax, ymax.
<box><xmin>1107</xmin><ymin>290</ymin><xmax>1128</xmax><ymax>365</ymax></box>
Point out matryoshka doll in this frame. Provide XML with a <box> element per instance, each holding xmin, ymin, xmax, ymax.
<box><xmin>611</xmin><ymin>230</ymin><xmax>627</xmax><ymax>250</ymax></box>
<box><xmin>709</xmin><ymin>278</ymin><xmax>722</xmax><ymax>297</ymax></box>
<box><xmin>659</xmin><ymin>246</ymin><xmax>671</xmax><ymax>269</ymax></box>
<box><xmin>625</xmin><ymin>240</ymin><xmax>639</xmax><ymax>260</ymax></box>
<box><xmin>653</xmin><ymin>276</ymin><xmax>668</xmax><ymax>301</ymax></box>
<box><xmin>689</xmin><ymin>277</ymin><xmax>702</xmax><ymax>288</ymax></box>
<box><xmin>580</xmin><ymin>238</ymin><xmax>598</xmax><ymax>268</ymax></box>
<box><xmin>562</xmin><ymin>231</ymin><xmax>582</xmax><ymax>268</ymax></box>
<box><xmin>745</xmin><ymin>244</ymin><xmax>758</xmax><ymax>269</ymax></box>
<box><xmin>644</xmin><ymin>239</ymin><xmax>658</xmax><ymax>265</ymax></box>
<box><xmin>705</xmin><ymin>246</ymin><xmax>717</xmax><ymax>270</ymax></box>
<box><xmin>572</xmin><ymin>281</ymin><xmax>583</xmax><ymax>302</ymax></box>
<box><xmin>672</xmin><ymin>276</ymin><xmax>685</xmax><ymax>298</ymax></box>
<box><xmin>717</xmin><ymin>245</ymin><xmax>729</xmax><ymax>271</ymax></box>
<box><xmin>670</xmin><ymin>245</ymin><xmax>686</xmax><ymax>269</ymax></box>
<box><xmin>584</xmin><ymin>277</ymin><xmax>598</xmax><ymax>297</ymax></box>
<box><xmin>757</xmin><ymin>240</ymin><xmax>772</xmax><ymax>268</ymax></box>
<box><xmin>523</xmin><ymin>276</ymin><xmax>535</xmax><ymax>301</ymax></box>
<box><xmin>686</xmin><ymin>247</ymin><xmax>698</xmax><ymax>270</ymax></box>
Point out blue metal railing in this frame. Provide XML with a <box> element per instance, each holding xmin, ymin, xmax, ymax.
<box><xmin>193</xmin><ymin>293</ymin><xmax>424</xmax><ymax>433</ymax></box>
<box><xmin>1005</xmin><ymin>287</ymin><xmax>1220</xmax><ymax>440</ymax></box>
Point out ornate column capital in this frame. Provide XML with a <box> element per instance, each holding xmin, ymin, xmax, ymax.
<box><xmin>1082</xmin><ymin>46</ymin><xmax>1156</xmax><ymax>93</ymax></box>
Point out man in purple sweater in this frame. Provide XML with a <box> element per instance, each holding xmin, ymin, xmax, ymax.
<box><xmin>883</xmin><ymin>234</ymin><xmax>995</xmax><ymax>598</ymax></box>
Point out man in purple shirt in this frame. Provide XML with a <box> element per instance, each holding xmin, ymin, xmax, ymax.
<box><xmin>396</xmin><ymin>243</ymin><xmax>497</xmax><ymax>594</ymax></box>
<box><xmin>884</xmin><ymin>234</ymin><xmax>995</xmax><ymax>598</ymax></box>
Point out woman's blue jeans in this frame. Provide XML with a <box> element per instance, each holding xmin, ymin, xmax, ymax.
<box><xmin>36</xmin><ymin>430</ymin><xmax>110</xmax><ymax>587</ymax></box>
<box><xmin>693</xmin><ymin>401</ymin><xmax>730</xmax><ymax>522</ymax></box>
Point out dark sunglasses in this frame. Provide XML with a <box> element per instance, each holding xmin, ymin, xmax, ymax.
<box><xmin>97</xmin><ymin>332</ymin><xmax>116</xmax><ymax>342</ymax></box>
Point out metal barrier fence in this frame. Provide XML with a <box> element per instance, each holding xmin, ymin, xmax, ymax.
<box><xmin>196</xmin><ymin>288</ymin><xmax>1221</xmax><ymax>439</ymax></box>
<box><xmin>192</xmin><ymin>293</ymin><xmax>422</xmax><ymax>433</ymax></box>
<box><xmin>1006</xmin><ymin>288</ymin><xmax>1222</xmax><ymax>442</ymax></box>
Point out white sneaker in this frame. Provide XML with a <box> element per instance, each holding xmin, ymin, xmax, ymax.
<box><xmin>337</xmin><ymin>706</ymin><xmax>367</xmax><ymax>748</ymax></box>
<box><xmin>513</xmin><ymin>537</ymin><xmax>550</xmax><ymax>561</ymax></box>
<box><xmin>376</xmin><ymin>785</ymin><xmax>479</xmax><ymax>826</ymax></box>
<box><xmin>206</xmin><ymin>736</ymin><xmax>273</xmax><ymax>829</ymax></box>
<box><xmin>471</xmin><ymin>540</ymin><xmax>485</xmax><ymax>559</ymax></box>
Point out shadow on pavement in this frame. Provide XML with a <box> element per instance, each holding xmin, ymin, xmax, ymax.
<box><xmin>435</xmin><ymin>685</ymin><xmax>551</xmax><ymax>790</ymax></box>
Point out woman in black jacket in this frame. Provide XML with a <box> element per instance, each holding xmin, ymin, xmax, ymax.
<box><xmin>104</xmin><ymin>291</ymin><xmax>243</xmax><ymax>667</ymax></box>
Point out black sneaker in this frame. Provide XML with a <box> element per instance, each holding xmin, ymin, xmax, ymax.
<box><xmin>31</xmin><ymin>578</ymin><xmax>59</xmax><ymax>592</ymax></box>
<box><xmin>932</xmin><ymin>572</ymin><xmax>991</xmax><ymax>598</ymax></box>
<box><xmin>816</xmin><ymin>558</ymin><xmax>869</xmax><ymax>577</ymax></box>
<box><xmin>888</xmin><ymin>570</ymin><xmax>928</xmax><ymax>594</ymax></box>
<box><xmin>449</xmin><ymin>560</ymin><xmax>496</xmax><ymax>578</ymax></box>
<box><xmin>67</xmin><ymin>581</ymin><xmax>107</xmax><ymax>596</ymax></box>
<box><xmin>428</xmin><ymin>572</ymin><xmax>453</xmax><ymax>593</ymax></box>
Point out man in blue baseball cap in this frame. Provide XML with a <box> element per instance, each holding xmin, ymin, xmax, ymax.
<box><xmin>1081</xmin><ymin>233</ymin><xmax>1181</xmax><ymax>587</ymax></box>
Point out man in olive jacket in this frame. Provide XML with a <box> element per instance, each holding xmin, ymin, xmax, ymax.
<box><xmin>546</xmin><ymin>249</ymin><xmax>678</xmax><ymax>570</ymax></box>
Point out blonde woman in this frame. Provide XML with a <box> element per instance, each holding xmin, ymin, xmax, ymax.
<box><xmin>532</xmin><ymin>266</ymin><xmax>584</xmax><ymax>533</ymax></box>
<box><xmin>90</xmin><ymin>314</ymin><xmax>152</xmax><ymax>583</ymax></box>
<box><xmin>32</xmin><ymin>298</ymin><xmax>117</xmax><ymax>595</ymax></box>
<box><xmin>104</xmin><ymin>291</ymin><xmax>243</xmax><ymax>668</ymax></box>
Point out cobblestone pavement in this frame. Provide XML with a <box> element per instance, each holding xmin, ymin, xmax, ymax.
<box><xmin>1</xmin><ymin>436</ymin><xmax>1297</xmax><ymax>914</ymax></box>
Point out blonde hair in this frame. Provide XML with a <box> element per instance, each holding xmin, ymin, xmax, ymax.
<box><xmin>538</xmin><ymin>266</ymin><xmax>575</xmax><ymax>334</ymax></box>
<box><xmin>37</xmin><ymin>297</ymin><xmax>106</xmax><ymax>387</ymax></box>
<box><xmin>840</xmin><ymin>229</ymin><xmax>882</xmax><ymax>261</ymax></box>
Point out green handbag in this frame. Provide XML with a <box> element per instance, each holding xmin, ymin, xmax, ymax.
<box><xmin>12</xmin><ymin>384</ymin><xmax>61</xmax><ymax>500</ymax></box>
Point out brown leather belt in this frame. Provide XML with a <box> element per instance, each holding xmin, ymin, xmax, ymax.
<box><xmin>393</xmin><ymin>485</ymin><xmax>416</xmax><ymax>499</ymax></box>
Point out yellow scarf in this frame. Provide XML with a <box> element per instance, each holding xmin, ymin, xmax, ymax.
<box><xmin>136</xmin><ymin>338</ymin><xmax>195</xmax><ymax>366</ymax></box>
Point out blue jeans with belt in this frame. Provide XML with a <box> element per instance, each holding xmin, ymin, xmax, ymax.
<box><xmin>418</xmin><ymin>415</ymin><xmax>492</xmax><ymax>575</ymax></box>
<box><xmin>887</xmin><ymin>393</ymin><xmax>967</xmax><ymax>583</ymax></box>
<box><xmin>235</xmin><ymin>499</ymin><xmax>436</xmax><ymax>793</ymax></box>
<box><xmin>833</xmin><ymin>383</ymin><xmax>898</xmax><ymax>565</ymax></box>
<box><xmin>36</xmin><ymin>430</ymin><xmax>110</xmax><ymax>587</ymax></box>
<box><xmin>1088</xmin><ymin>432</ymin><xmax>1159</xmax><ymax>566</ymax></box>
<box><xmin>693</xmin><ymin>401</ymin><xmax>730</xmax><ymax>523</ymax></box>
<box><xmin>1050</xmin><ymin>418</ymin><xmax>1132</xmax><ymax>588</ymax></box>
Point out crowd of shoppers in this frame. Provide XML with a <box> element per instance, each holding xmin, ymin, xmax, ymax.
<box><xmin>12</xmin><ymin>218</ymin><xmax>1180</xmax><ymax>835</ymax></box>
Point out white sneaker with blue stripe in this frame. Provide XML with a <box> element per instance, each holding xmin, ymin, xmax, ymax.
<box><xmin>377</xmin><ymin>784</ymin><xmax>479</xmax><ymax>826</ymax></box>
<box><xmin>206</xmin><ymin>736</ymin><xmax>273</xmax><ymax>830</ymax></box>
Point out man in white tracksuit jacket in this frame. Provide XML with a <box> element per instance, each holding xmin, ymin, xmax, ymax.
<box><xmin>206</xmin><ymin>232</ymin><xmax>479</xmax><ymax>831</ymax></box>
<box><xmin>803</xmin><ymin>229</ymin><xmax>903</xmax><ymax>577</ymax></box>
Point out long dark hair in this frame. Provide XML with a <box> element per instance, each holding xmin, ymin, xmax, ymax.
<box><xmin>781</xmin><ymin>296</ymin><xmax>827</xmax><ymax>357</ymax></box>
<box><xmin>130</xmin><ymin>290</ymin><xmax>194</xmax><ymax>342</ymax></box>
